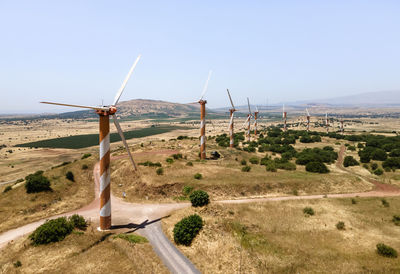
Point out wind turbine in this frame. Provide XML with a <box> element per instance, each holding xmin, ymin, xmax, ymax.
<box><xmin>283</xmin><ymin>104</ymin><xmax>287</xmax><ymax>132</ymax></box>
<box><xmin>198</xmin><ymin>70</ymin><xmax>212</xmax><ymax>160</ymax></box>
<box><xmin>340</xmin><ymin>116</ymin><xmax>344</xmax><ymax>134</ymax></box>
<box><xmin>254</xmin><ymin>106</ymin><xmax>259</xmax><ymax>137</ymax></box>
<box><xmin>306</xmin><ymin>108</ymin><xmax>310</xmax><ymax>132</ymax></box>
<box><xmin>226</xmin><ymin>89</ymin><xmax>236</xmax><ymax>148</ymax></box>
<box><xmin>41</xmin><ymin>55</ymin><xmax>141</xmax><ymax>230</ymax></box>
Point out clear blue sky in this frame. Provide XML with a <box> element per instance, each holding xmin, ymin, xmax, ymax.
<box><xmin>1</xmin><ymin>0</ymin><xmax>400</xmax><ymax>114</ymax></box>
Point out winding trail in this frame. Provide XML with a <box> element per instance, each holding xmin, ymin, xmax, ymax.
<box><xmin>1</xmin><ymin>146</ymin><xmax>400</xmax><ymax>273</ymax></box>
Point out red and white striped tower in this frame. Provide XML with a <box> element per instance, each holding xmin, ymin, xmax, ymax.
<box><xmin>306</xmin><ymin>108</ymin><xmax>310</xmax><ymax>132</ymax></box>
<box><xmin>199</xmin><ymin>100</ymin><xmax>207</xmax><ymax>159</ymax></box>
<box><xmin>247</xmin><ymin>114</ymin><xmax>251</xmax><ymax>142</ymax></box>
<box><xmin>283</xmin><ymin>104</ymin><xmax>287</xmax><ymax>132</ymax></box>
<box><xmin>325</xmin><ymin>113</ymin><xmax>329</xmax><ymax>133</ymax></box>
<box><xmin>254</xmin><ymin>109</ymin><xmax>259</xmax><ymax>137</ymax></box>
<box><xmin>97</xmin><ymin>109</ymin><xmax>113</xmax><ymax>230</ymax></box>
<box><xmin>229</xmin><ymin>109</ymin><xmax>235</xmax><ymax>148</ymax></box>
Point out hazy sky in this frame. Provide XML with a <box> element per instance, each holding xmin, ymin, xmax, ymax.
<box><xmin>1</xmin><ymin>1</ymin><xmax>400</xmax><ymax>114</ymax></box>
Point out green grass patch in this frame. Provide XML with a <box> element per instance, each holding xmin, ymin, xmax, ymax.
<box><xmin>113</xmin><ymin>233</ymin><xmax>148</xmax><ymax>244</ymax></box>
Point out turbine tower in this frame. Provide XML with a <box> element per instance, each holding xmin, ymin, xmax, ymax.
<box><xmin>198</xmin><ymin>70</ymin><xmax>212</xmax><ymax>160</ymax></box>
<box><xmin>340</xmin><ymin>117</ymin><xmax>344</xmax><ymax>134</ymax></box>
<box><xmin>226</xmin><ymin>89</ymin><xmax>236</xmax><ymax>148</ymax></box>
<box><xmin>254</xmin><ymin>106</ymin><xmax>259</xmax><ymax>137</ymax></box>
<box><xmin>245</xmin><ymin>98</ymin><xmax>252</xmax><ymax>142</ymax></box>
<box><xmin>306</xmin><ymin>108</ymin><xmax>310</xmax><ymax>132</ymax></box>
<box><xmin>41</xmin><ymin>55</ymin><xmax>141</xmax><ymax>230</ymax></box>
<box><xmin>283</xmin><ymin>104</ymin><xmax>287</xmax><ymax>132</ymax></box>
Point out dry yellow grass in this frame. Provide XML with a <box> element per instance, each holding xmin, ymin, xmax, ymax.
<box><xmin>0</xmin><ymin>224</ymin><xmax>168</xmax><ymax>273</ymax></box>
<box><xmin>163</xmin><ymin>197</ymin><xmax>400</xmax><ymax>273</ymax></box>
<box><xmin>0</xmin><ymin>157</ymin><xmax>96</xmax><ymax>233</ymax></box>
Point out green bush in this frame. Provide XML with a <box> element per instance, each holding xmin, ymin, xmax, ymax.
<box><xmin>25</xmin><ymin>171</ymin><xmax>51</xmax><ymax>193</ymax></box>
<box><xmin>156</xmin><ymin>168</ymin><xmax>164</xmax><ymax>175</ymax></box>
<box><xmin>371</xmin><ymin>162</ymin><xmax>378</xmax><ymax>170</ymax></box>
<box><xmin>240</xmin><ymin>159</ymin><xmax>247</xmax><ymax>166</ymax></box>
<box><xmin>374</xmin><ymin>168</ymin><xmax>383</xmax><ymax>176</ymax></box>
<box><xmin>3</xmin><ymin>185</ymin><xmax>12</xmax><ymax>193</ymax></box>
<box><xmin>343</xmin><ymin>156</ymin><xmax>359</xmax><ymax>167</ymax></box>
<box><xmin>266</xmin><ymin>163</ymin><xmax>277</xmax><ymax>172</ymax></box>
<box><xmin>303</xmin><ymin>207</ymin><xmax>315</xmax><ymax>216</ymax></box>
<box><xmin>241</xmin><ymin>166</ymin><xmax>251</xmax><ymax>172</ymax></box>
<box><xmin>336</xmin><ymin>221</ymin><xmax>345</xmax><ymax>230</ymax></box>
<box><xmin>172</xmin><ymin>153</ymin><xmax>183</xmax><ymax>160</ymax></box>
<box><xmin>376</xmin><ymin>243</ymin><xmax>398</xmax><ymax>258</ymax></box>
<box><xmin>29</xmin><ymin>217</ymin><xmax>74</xmax><ymax>245</ymax></box>
<box><xmin>82</xmin><ymin>164</ymin><xmax>88</xmax><ymax>170</ymax></box>
<box><xmin>381</xmin><ymin>198</ymin><xmax>390</xmax><ymax>207</ymax></box>
<box><xmin>189</xmin><ymin>190</ymin><xmax>209</xmax><ymax>207</ymax></box>
<box><xmin>305</xmin><ymin>162</ymin><xmax>329</xmax><ymax>173</ymax></box>
<box><xmin>173</xmin><ymin>214</ymin><xmax>203</xmax><ymax>246</ymax></box>
<box><xmin>68</xmin><ymin>214</ymin><xmax>87</xmax><ymax>230</ymax></box>
<box><xmin>351</xmin><ymin>198</ymin><xmax>357</xmax><ymax>204</ymax></box>
<box><xmin>81</xmin><ymin>153</ymin><xmax>91</xmax><ymax>159</ymax></box>
<box><xmin>249</xmin><ymin>157</ymin><xmax>259</xmax><ymax>164</ymax></box>
<box><xmin>66</xmin><ymin>171</ymin><xmax>74</xmax><ymax>182</ymax></box>
<box><xmin>392</xmin><ymin>215</ymin><xmax>400</xmax><ymax>226</ymax></box>
<box><xmin>13</xmin><ymin>261</ymin><xmax>22</xmax><ymax>268</ymax></box>
<box><xmin>183</xmin><ymin>185</ymin><xmax>194</xmax><ymax>196</ymax></box>
<box><xmin>347</xmin><ymin>145</ymin><xmax>356</xmax><ymax>151</ymax></box>
<box><xmin>194</xmin><ymin>173</ymin><xmax>202</xmax><ymax>180</ymax></box>
<box><xmin>166</xmin><ymin>158</ymin><xmax>174</xmax><ymax>164</ymax></box>
<box><xmin>186</xmin><ymin>161</ymin><xmax>193</xmax><ymax>166</ymax></box>
<box><xmin>139</xmin><ymin>161</ymin><xmax>162</xmax><ymax>167</ymax></box>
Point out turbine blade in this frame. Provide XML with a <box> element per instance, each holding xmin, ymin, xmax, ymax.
<box><xmin>40</xmin><ymin>101</ymin><xmax>107</xmax><ymax>110</ymax></box>
<box><xmin>113</xmin><ymin>54</ymin><xmax>141</xmax><ymax>106</ymax></box>
<box><xmin>227</xmin><ymin>89</ymin><xmax>235</xmax><ymax>109</ymax></box>
<box><xmin>247</xmin><ymin>97</ymin><xmax>251</xmax><ymax>114</ymax></box>
<box><xmin>242</xmin><ymin>116</ymin><xmax>250</xmax><ymax>128</ymax></box>
<box><xmin>199</xmin><ymin>70</ymin><xmax>212</xmax><ymax>101</ymax></box>
<box><xmin>112</xmin><ymin>114</ymin><xmax>137</xmax><ymax>171</ymax></box>
<box><xmin>306</xmin><ymin>108</ymin><xmax>310</xmax><ymax>116</ymax></box>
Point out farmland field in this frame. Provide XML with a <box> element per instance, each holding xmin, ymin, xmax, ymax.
<box><xmin>15</xmin><ymin>125</ymin><xmax>189</xmax><ymax>149</ymax></box>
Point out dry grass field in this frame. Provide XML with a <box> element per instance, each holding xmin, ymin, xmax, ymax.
<box><xmin>162</xmin><ymin>197</ymin><xmax>400</xmax><ymax>273</ymax></box>
<box><xmin>0</xmin><ymin>224</ymin><xmax>167</xmax><ymax>273</ymax></box>
<box><xmin>0</xmin><ymin>157</ymin><xmax>96</xmax><ymax>233</ymax></box>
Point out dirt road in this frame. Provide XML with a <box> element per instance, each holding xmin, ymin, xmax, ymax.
<box><xmin>1</xmin><ymin>148</ymin><xmax>400</xmax><ymax>273</ymax></box>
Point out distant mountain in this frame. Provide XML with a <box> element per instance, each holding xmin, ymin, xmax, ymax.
<box><xmin>289</xmin><ymin>91</ymin><xmax>400</xmax><ymax>107</ymax></box>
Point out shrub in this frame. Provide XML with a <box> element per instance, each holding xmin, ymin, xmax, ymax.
<box><xmin>305</xmin><ymin>162</ymin><xmax>329</xmax><ymax>173</ymax></box>
<box><xmin>343</xmin><ymin>156</ymin><xmax>359</xmax><ymax>167</ymax></box>
<box><xmin>351</xmin><ymin>198</ymin><xmax>357</xmax><ymax>204</ymax></box>
<box><xmin>336</xmin><ymin>221</ymin><xmax>345</xmax><ymax>230</ymax></box>
<box><xmin>240</xmin><ymin>159</ymin><xmax>247</xmax><ymax>165</ymax></box>
<box><xmin>66</xmin><ymin>171</ymin><xmax>74</xmax><ymax>182</ymax></box>
<box><xmin>266</xmin><ymin>163</ymin><xmax>277</xmax><ymax>172</ymax></box>
<box><xmin>292</xmin><ymin>189</ymin><xmax>298</xmax><ymax>196</ymax></box>
<box><xmin>81</xmin><ymin>153</ymin><xmax>91</xmax><ymax>159</ymax></box>
<box><xmin>392</xmin><ymin>215</ymin><xmax>400</xmax><ymax>226</ymax></box>
<box><xmin>303</xmin><ymin>207</ymin><xmax>315</xmax><ymax>216</ymax></box>
<box><xmin>249</xmin><ymin>157</ymin><xmax>259</xmax><ymax>164</ymax></box>
<box><xmin>374</xmin><ymin>168</ymin><xmax>383</xmax><ymax>176</ymax></box>
<box><xmin>186</xmin><ymin>161</ymin><xmax>193</xmax><ymax>166</ymax></box>
<box><xmin>189</xmin><ymin>190</ymin><xmax>209</xmax><ymax>207</ymax></box>
<box><xmin>29</xmin><ymin>217</ymin><xmax>74</xmax><ymax>245</ymax></box>
<box><xmin>138</xmin><ymin>161</ymin><xmax>162</xmax><ymax>167</ymax></box>
<box><xmin>194</xmin><ymin>173</ymin><xmax>202</xmax><ymax>180</ymax></box>
<box><xmin>68</xmin><ymin>214</ymin><xmax>87</xmax><ymax>230</ymax></box>
<box><xmin>13</xmin><ymin>260</ymin><xmax>22</xmax><ymax>268</ymax></box>
<box><xmin>166</xmin><ymin>158</ymin><xmax>174</xmax><ymax>164</ymax></box>
<box><xmin>173</xmin><ymin>214</ymin><xmax>203</xmax><ymax>246</ymax></box>
<box><xmin>82</xmin><ymin>164</ymin><xmax>88</xmax><ymax>170</ymax></box>
<box><xmin>381</xmin><ymin>198</ymin><xmax>390</xmax><ymax>207</ymax></box>
<box><xmin>3</xmin><ymin>185</ymin><xmax>12</xmax><ymax>193</ymax></box>
<box><xmin>347</xmin><ymin>145</ymin><xmax>356</xmax><ymax>151</ymax></box>
<box><xmin>371</xmin><ymin>162</ymin><xmax>378</xmax><ymax>170</ymax></box>
<box><xmin>172</xmin><ymin>153</ymin><xmax>183</xmax><ymax>160</ymax></box>
<box><xmin>376</xmin><ymin>243</ymin><xmax>398</xmax><ymax>258</ymax></box>
<box><xmin>25</xmin><ymin>171</ymin><xmax>51</xmax><ymax>193</ymax></box>
<box><xmin>156</xmin><ymin>168</ymin><xmax>164</xmax><ymax>175</ymax></box>
<box><xmin>183</xmin><ymin>185</ymin><xmax>194</xmax><ymax>196</ymax></box>
<box><xmin>241</xmin><ymin>166</ymin><xmax>251</xmax><ymax>172</ymax></box>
